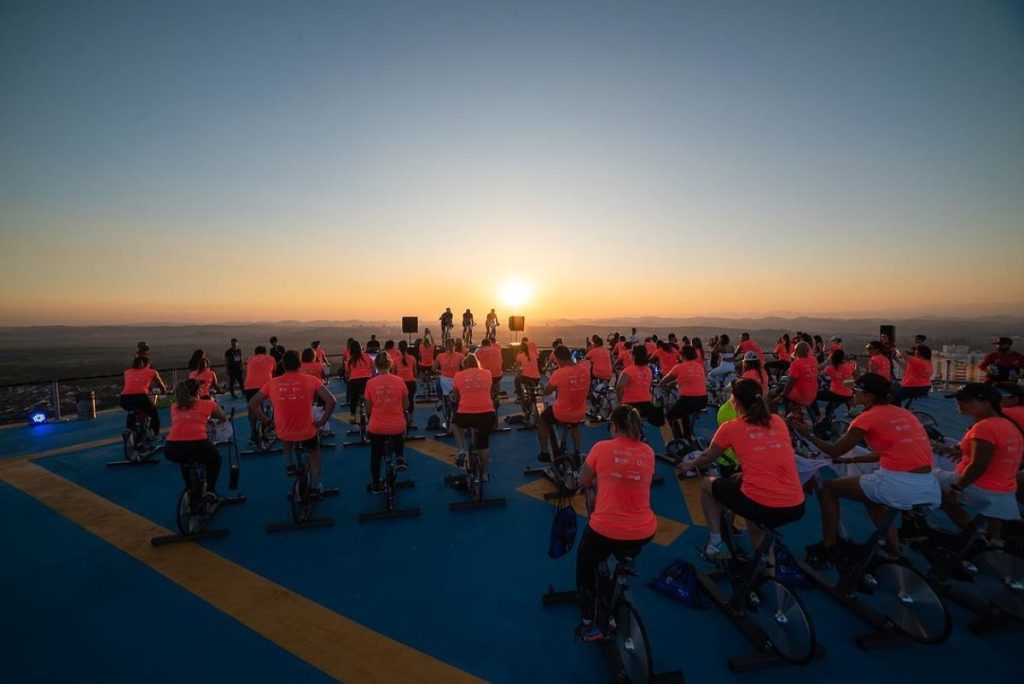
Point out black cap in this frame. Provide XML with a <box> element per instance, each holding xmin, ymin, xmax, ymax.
<box><xmin>945</xmin><ymin>382</ymin><xmax>1003</xmax><ymax>403</ymax></box>
<box><xmin>998</xmin><ymin>384</ymin><xmax>1024</xmax><ymax>399</ymax></box>
<box><xmin>847</xmin><ymin>372</ymin><xmax>892</xmax><ymax>398</ymax></box>
<box><xmin>137</xmin><ymin>341</ymin><xmax>149</xmax><ymax>350</ymax></box>
<box><xmin>230</xmin><ymin>338</ymin><xmax>238</xmax><ymax>343</ymax></box>
<box><xmin>995</xmin><ymin>337</ymin><xmax>1012</xmax><ymax>345</ymax></box>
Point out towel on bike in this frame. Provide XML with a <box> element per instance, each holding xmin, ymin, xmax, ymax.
<box><xmin>794</xmin><ymin>444</ymin><xmax>878</xmax><ymax>484</ymax></box>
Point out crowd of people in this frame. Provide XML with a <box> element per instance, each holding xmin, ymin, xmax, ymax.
<box><xmin>119</xmin><ymin>323</ymin><xmax>1024</xmax><ymax>640</ymax></box>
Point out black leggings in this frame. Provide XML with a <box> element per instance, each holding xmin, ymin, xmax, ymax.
<box><xmin>227</xmin><ymin>366</ymin><xmax>244</xmax><ymax>394</ymax></box>
<box><xmin>892</xmin><ymin>385</ymin><xmax>930</xmax><ymax>408</ymax></box>
<box><xmin>816</xmin><ymin>390</ymin><xmax>850</xmax><ymax>425</ymax></box>
<box><xmin>369</xmin><ymin>432</ymin><xmax>405</xmax><ymax>487</ymax></box>
<box><xmin>347</xmin><ymin>377</ymin><xmax>369</xmax><ymax>415</ymax></box>
<box><xmin>165</xmin><ymin>440</ymin><xmax>221</xmax><ymax>492</ymax></box>
<box><xmin>576</xmin><ymin>527</ymin><xmax>653</xmax><ymax>621</ymax></box>
<box><xmin>666</xmin><ymin>395</ymin><xmax>708</xmax><ymax>440</ymax></box>
<box><xmin>120</xmin><ymin>394</ymin><xmax>160</xmax><ymax>435</ymax></box>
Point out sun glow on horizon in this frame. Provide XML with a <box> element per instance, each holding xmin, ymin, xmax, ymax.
<box><xmin>499</xmin><ymin>279</ymin><xmax>533</xmax><ymax>309</ymax></box>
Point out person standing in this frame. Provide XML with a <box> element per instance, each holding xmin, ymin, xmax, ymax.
<box><xmin>269</xmin><ymin>336</ymin><xmax>286</xmax><ymax>376</ymax></box>
<box><xmin>224</xmin><ymin>338</ymin><xmax>244</xmax><ymax>398</ymax></box>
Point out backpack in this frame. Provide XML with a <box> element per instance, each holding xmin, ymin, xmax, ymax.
<box><xmin>547</xmin><ymin>491</ymin><xmax>579</xmax><ymax>559</ymax></box>
<box><xmin>773</xmin><ymin>545</ymin><xmax>811</xmax><ymax>588</ymax></box>
<box><xmin>648</xmin><ymin>559</ymin><xmax>709</xmax><ymax>608</ymax></box>
<box><xmin>426</xmin><ymin>415</ymin><xmax>442</xmax><ymax>430</ymax></box>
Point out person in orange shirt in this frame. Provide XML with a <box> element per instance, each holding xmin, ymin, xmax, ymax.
<box><xmin>660</xmin><ymin>345</ymin><xmax>708</xmax><ymax>441</ymax></box>
<box><xmin>790</xmin><ymin>373</ymin><xmax>940</xmax><ymax>564</ymax></box>
<box><xmin>575</xmin><ymin>406</ymin><xmax>657</xmax><ymax>641</ymax></box>
<box><xmin>585</xmin><ymin>337</ymin><xmax>613</xmax><ymax>383</ymax></box>
<box><xmin>120</xmin><ymin>356</ymin><xmax>168</xmax><ymax>435</ymax></box>
<box><xmin>827</xmin><ymin>335</ymin><xmax>843</xmax><ymax>353</ymax></box>
<box><xmin>616</xmin><ymin>346</ymin><xmax>653</xmax><ymax>419</ymax></box>
<box><xmin>394</xmin><ymin>340</ymin><xmax>419</xmax><ymax>408</ymax></box>
<box><xmin>243</xmin><ymin>345</ymin><xmax>277</xmax><ymax>442</ymax></box>
<box><xmin>774</xmin><ymin>341</ymin><xmax>819</xmax><ymax>419</ymax></box>
<box><xmin>365</xmin><ymin>352</ymin><xmax>410</xmax><ymax>492</ymax></box>
<box><xmin>815</xmin><ymin>348</ymin><xmax>856</xmax><ymax>434</ymax></box>
<box><xmin>865</xmin><ymin>340</ymin><xmax>892</xmax><ymax>380</ymax></box>
<box><xmin>452</xmin><ymin>354</ymin><xmax>497</xmax><ymax>479</ymax></box>
<box><xmin>299</xmin><ymin>348</ymin><xmax>325</xmax><ymax>380</ymax></box>
<box><xmin>683</xmin><ymin>379</ymin><xmax>805</xmax><ymax>560</ymax></box>
<box><xmin>311</xmin><ymin>340</ymin><xmax>330</xmax><ymax>380</ymax></box>
<box><xmin>739</xmin><ymin>352</ymin><xmax>769</xmax><ymax>394</ymax></box>
<box><xmin>165</xmin><ymin>378</ymin><xmax>227</xmax><ymax>494</ymax></box>
<box><xmin>515</xmin><ymin>339</ymin><xmax>541</xmax><ymax>400</ymax></box>
<box><xmin>536</xmin><ymin>345</ymin><xmax>591</xmax><ymax>461</ymax></box>
<box><xmin>998</xmin><ymin>385</ymin><xmax>1024</xmax><ymax>504</ymax></box>
<box><xmin>651</xmin><ymin>341</ymin><xmax>679</xmax><ymax>379</ymax></box>
<box><xmin>434</xmin><ymin>338</ymin><xmax>462</xmax><ymax>398</ymax></box>
<box><xmin>932</xmin><ymin>383</ymin><xmax>1023</xmax><ymax>532</ymax></box>
<box><xmin>736</xmin><ymin>333</ymin><xmax>764</xmax><ymax>364</ymax></box>
<box><xmin>891</xmin><ymin>344</ymin><xmax>933</xmax><ymax>407</ymax></box>
<box><xmin>476</xmin><ymin>338</ymin><xmax>504</xmax><ymax>406</ymax></box>
<box><xmin>345</xmin><ymin>339</ymin><xmax>374</xmax><ymax>420</ymax></box>
<box><xmin>692</xmin><ymin>337</ymin><xmax>706</xmax><ymax>368</ymax></box>
<box><xmin>249</xmin><ymin>350</ymin><xmax>336</xmax><ymax>488</ymax></box>
<box><xmin>188</xmin><ymin>357</ymin><xmax>222</xmax><ymax>400</ymax></box>
<box><xmin>643</xmin><ymin>337</ymin><xmax>658</xmax><ymax>358</ymax></box>
<box><xmin>765</xmin><ymin>334</ymin><xmax>792</xmax><ymax>386</ymax></box>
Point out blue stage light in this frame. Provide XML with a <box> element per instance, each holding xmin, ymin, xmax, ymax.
<box><xmin>28</xmin><ymin>411</ymin><xmax>47</xmax><ymax>425</ymax></box>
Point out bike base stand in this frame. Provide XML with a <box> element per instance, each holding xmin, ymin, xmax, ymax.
<box><xmin>151</xmin><ymin>528</ymin><xmax>229</xmax><ymax>546</ymax></box>
<box><xmin>342</xmin><ymin>437</ymin><xmax>369</xmax><ymax>448</ymax></box>
<box><xmin>106</xmin><ymin>455</ymin><xmax>161</xmax><ymax>468</ymax></box>
<box><xmin>698</xmin><ymin>572</ymin><xmax>826</xmax><ymax>671</ymax></box>
<box><xmin>449</xmin><ymin>496</ymin><xmax>506</xmax><ymax>511</ymax></box>
<box><xmin>266</xmin><ymin>518</ymin><xmax>334</xmax><ymax>533</ymax></box>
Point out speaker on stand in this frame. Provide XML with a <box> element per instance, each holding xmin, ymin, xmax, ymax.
<box><xmin>402</xmin><ymin>317</ymin><xmax>418</xmax><ymax>345</ymax></box>
<box><xmin>508</xmin><ymin>316</ymin><xmax>525</xmax><ymax>342</ymax></box>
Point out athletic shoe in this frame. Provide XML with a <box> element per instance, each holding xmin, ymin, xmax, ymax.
<box><xmin>370</xmin><ymin>483</ymin><xmax>383</xmax><ymax>494</ymax></box>
<box><xmin>396</xmin><ymin>457</ymin><xmax>408</xmax><ymax>471</ymax></box>
<box><xmin>704</xmin><ymin>540</ymin><xmax>733</xmax><ymax>561</ymax></box>
<box><xmin>578</xmin><ymin>623</ymin><xmax>605</xmax><ymax>642</ymax></box>
<box><xmin>804</xmin><ymin>541</ymin><xmax>834</xmax><ymax>569</ymax></box>
<box><xmin>455</xmin><ymin>451</ymin><xmax>467</xmax><ymax>468</ymax></box>
<box><xmin>286</xmin><ymin>464</ymin><xmax>297</xmax><ymax>477</ymax></box>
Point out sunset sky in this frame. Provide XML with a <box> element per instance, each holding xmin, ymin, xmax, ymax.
<box><xmin>1</xmin><ymin>1</ymin><xmax>1022</xmax><ymax>325</ymax></box>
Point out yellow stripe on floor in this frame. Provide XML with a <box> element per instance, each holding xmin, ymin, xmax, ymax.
<box><xmin>0</xmin><ymin>436</ymin><xmax>123</xmax><ymax>470</ymax></box>
<box><xmin>405</xmin><ymin>437</ymin><xmax>458</xmax><ymax>465</ymax></box>
<box><xmin>0</xmin><ymin>461</ymin><xmax>483</xmax><ymax>684</ymax></box>
<box><xmin>515</xmin><ymin>478</ymin><xmax>688</xmax><ymax>546</ymax></box>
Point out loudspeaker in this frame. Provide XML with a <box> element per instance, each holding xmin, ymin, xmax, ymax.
<box><xmin>402</xmin><ymin>317</ymin><xmax>418</xmax><ymax>334</ymax></box>
<box><xmin>508</xmin><ymin>316</ymin><xmax>525</xmax><ymax>332</ymax></box>
<box><xmin>880</xmin><ymin>325</ymin><xmax>895</xmax><ymax>343</ymax></box>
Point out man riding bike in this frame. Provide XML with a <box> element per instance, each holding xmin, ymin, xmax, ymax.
<box><xmin>485</xmin><ymin>308</ymin><xmax>499</xmax><ymax>342</ymax></box>
<box><xmin>462</xmin><ymin>309</ymin><xmax>476</xmax><ymax>346</ymax></box>
<box><xmin>439</xmin><ymin>308</ymin><xmax>455</xmax><ymax>344</ymax></box>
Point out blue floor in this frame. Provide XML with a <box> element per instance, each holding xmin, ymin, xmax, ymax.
<box><xmin>2</xmin><ymin>379</ymin><xmax>1018</xmax><ymax>683</ymax></box>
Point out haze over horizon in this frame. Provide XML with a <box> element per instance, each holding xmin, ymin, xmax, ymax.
<box><xmin>2</xmin><ymin>1</ymin><xmax>1022</xmax><ymax>326</ymax></box>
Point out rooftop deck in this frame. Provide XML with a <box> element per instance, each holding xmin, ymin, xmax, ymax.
<box><xmin>1</xmin><ymin>376</ymin><xmax>1017</xmax><ymax>683</ymax></box>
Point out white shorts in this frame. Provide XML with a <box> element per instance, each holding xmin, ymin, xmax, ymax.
<box><xmin>438</xmin><ymin>376</ymin><xmax>455</xmax><ymax>395</ymax></box>
<box><xmin>933</xmin><ymin>470</ymin><xmax>1022</xmax><ymax>521</ymax></box>
<box><xmin>859</xmin><ymin>468</ymin><xmax>941</xmax><ymax>510</ymax></box>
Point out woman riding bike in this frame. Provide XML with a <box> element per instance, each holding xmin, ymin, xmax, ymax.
<box><xmin>576</xmin><ymin>406</ymin><xmax>657</xmax><ymax>641</ymax></box>
<box><xmin>660</xmin><ymin>345</ymin><xmax>708</xmax><ymax>441</ymax></box>
<box><xmin>814</xmin><ymin>348</ymin><xmax>855</xmax><ymax>434</ymax></box>
<box><xmin>165</xmin><ymin>378</ymin><xmax>227</xmax><ymax>494</ymax></box>
<box><xmin>514</xmin><ymin>339</ymin><xmax>541</xmax><ymax>402</ymax></box>
<box><xmin>345</xmin><ymin>339</ymin><xmax>373</xmax><ymax>421</ymax></box>
<box><xmin>188</xmin><ymin>356</ymin><xmax>223</xmax><ymax>399</ymax></box>
<box><xmin>616</xmin><ymin>345</ymin><xmax>653</xmax><ymax>420</ymax></box>
<box><xmin>395</xmin><ymin>341</ymin><xmax>419</xmax><ymax>408</ymax></box>
<box><xmin>790</xmin><ymin>373</ymin><xmax>940</xmax><ymax>565</ymax></box>
<box><xmin>682</xmin><ymin>379</ymin><xmax>805</xmax><ymax>560</ymax></box>
<box><xmin>932</xmin><ymin>383</ymin><xmax>1023</xmax><ymax>536</ymax></box>
<box><xmin>707</xmin><ymin>334</ymin><xmax>735</xmax><ymax>386</ymax></box>
<box><xmin>120</xmin><ymin>356</ymin><xmax>168</xmax><ymax>435</ymax></box>
<box><xmin>891</xmin><ymin>344</ymin><xmax>934</xmax><ymax>407</ymax></box>
<box><xmin>365</xmin><ymin>352</ymin><xmax>411</xmax><ymax>492</ymax></box>
<box><xmin>462</xmin><ymin>308</ymin><xmax>475</xmax><ymax>345</ymax></box>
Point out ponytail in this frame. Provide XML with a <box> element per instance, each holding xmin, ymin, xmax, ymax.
<box><xmin>175</xmin><ymin>379</ymin><xmax>200</xmax><ymax>411</ymax></box>
<box><xmin>610</xmin><ymin>405</ymin><xmax>644</xmax><ymax>441</ymax></box>
<box><xmin>992</xmin><ymin>402</ymin><xmax>1024</xmax><ymax>439</ymax></box>
<box><xmin>732</xmin><ymin>378</ymin><xmax>771</xmax><ymax>427</ymax></box>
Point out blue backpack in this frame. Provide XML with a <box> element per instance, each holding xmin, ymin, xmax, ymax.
<box><xmin>648</xmin><ymin>559</ymin><xmax>709</xmax><ymax>608</ymax></box>
<box><xmin>547</xmin><ymin>493</ymin><xmax>578</xmax><ymax>559</ymax></box>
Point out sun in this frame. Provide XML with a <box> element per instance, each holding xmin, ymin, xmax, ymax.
<box><xmin>499</xmin><ymin>279</ymin><xmax>532</xmax><ymax>309</ymax></box>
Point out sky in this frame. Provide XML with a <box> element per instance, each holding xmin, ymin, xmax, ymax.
<box><xmin>1</xmin><ymin>0</ymin><xmax>1022</xmax><ymax>326</ymax></box>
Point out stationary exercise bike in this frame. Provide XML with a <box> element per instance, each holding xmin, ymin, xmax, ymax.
<box><xmin>445</xmin><ymin>424</ymin><xmax>506</xmax><ymax>511</ymax></box>
<box><xmin>266</xmin><ymin>440</ymin><xmax>339</xmax><ymax>532</ymax></box>
<box><xmin>360</xmin><ymin>432</ymin><xmax>420</xmax><ymax>522</ymax></box>
<box><xmin>108</xmin><ymin>393</ymin><xmax>164</xmax><ymax>467</ymax></box>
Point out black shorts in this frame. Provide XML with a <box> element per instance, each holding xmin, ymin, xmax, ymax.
<box><xmin>165</xmin><ymin>439</ymin><xmax>219</xmax><ymax>464</ymax></box>
<box><xmin>281</xmin><ymin>436</ymin><xmax>319</xmax><ymax>450</ymax></box>
<box><xmin>453</xmin><ymin>411</ymin><xmax>496</xmax><ymax>448</ymax></box>
<box><xmin>666</xmin><ymin>395</ymin><xmax>708</xmax><ymax>421</ymax></box>
<box><xmin>711</xmin><ymin>477</ymin><xmax>804</xmax><ymax>530</ymax></box>
<box><xmin>243</xmin><ymin>388</ymin><xmax>259</xmax><ymax>402</ymax></box>
<box><xmin>540</xmin><ymin>405</ymin><xmax>584</xmax><ymax>426</ymax></box>
<box><xmin>625</xmin><ymin>401</ymin><xmax>653</xmax><ymax>418</ymax></box>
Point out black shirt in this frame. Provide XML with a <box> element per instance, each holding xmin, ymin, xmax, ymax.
<box><xmin>225</xmin><ymin>348</ymin><xmax>243</xmax><ymax>368</ymax></box>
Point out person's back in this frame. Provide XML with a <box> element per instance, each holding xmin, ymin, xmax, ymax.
<box><xmin>587</xmin><ymin>435</ymin><xmax>657</xmax><ymax>539</ymax></box>
<box><xmin>713</xmin><ymin>414</ymin><xmax>804</xmax><ymax>508</ymax></box>
<box><xmin>957</xmin><ymin>415</ymin><xmax>1023</xmax><ymax>493</ymax></box>
<box><xmin>586</xmin><ymin>345</ymin><xmax>613</xmax><ymax>381</ymax></box>
<box><xmin>454</xmin><ymin>366</ymin><xmax>493</xmax><ymax>413</ymax></box>
<box><xmin>264</xmin><ymin>371</ymin><xmax>323</xmax><ymax>441</ymax></box>
<box><xmin>366</xmin><ymin>372</ymin><xmax>408</xmax><ymax>435</ymax></box>
<box><xmin>245</xmin><ymin>352</ymin><xmax>276</xmax><ymax>394</ymax></box>
<box><xmin>550</xmin><ymin>363</ymin><xmax>590</xmax><ymax>423</ymax></box>
<box><xmin>786</xmin><ymin>355</ymin><xmax>819</xmax><ymax>405</ymax></box>
<box><xmin>849</xmin><ymin>403</ymin><xmax>931</xmax><ymax>472</ymax></box>
<box><xmin>477</xmin><ymin>343</ymin><xmax>503</xmax><ymax>379</ymax></box>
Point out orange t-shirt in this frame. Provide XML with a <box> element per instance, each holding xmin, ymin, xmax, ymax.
<box><xmin>244</xmin><ymin>354</ymin><xmax>277</xmax><ymax>391</ymax></box>
<box><xmin>394</xmin><ymin>353</ymin><xmax>416</xmax><ymax>381</ymax></box>
<box><xmin>454</xmin><ymin>368</ymin><xmax>494</xmax><ymax>414</ymax></box>
<box><xmin>668</xmin><ymin>361</ymin><xmax>706</xmax><ymax>397</ymax></box>
<box><xmin>549</xmin><ymin>363</ymin><xmax>591</xmax><ymax>423</ymax></box>
<box><xmin>712</xmin><ymin>415</ymin><xmax>804</xmax><ymax>508</ymax></box>
<box><xmin>366</xmin><ymin>374</ymin><xmax>408</xmax><ymax>435</ymax></box>
<box><xmin>188</xmin><ymin>369</ymin><xmax>218</xmax><ymax>397</ymax></box>
<box><xmin>774</xmin><ymin>343</ymin><xmax>791</xmax><ymax>363</ymax></box>
<box><xmin>436</xmin><ymin>351</ymin><xmax>462</xmax><ymax>378</ymax></box>
<box><xmin>741</xmin><ymin>368</ymin><xmax>769</xmax><ymax>390</ymax></box>
<box><xmin>386</xmin><ymin>348</ymin><xmax>402</xmax><ymax>369</ymax></box>
<box><xmin>299</xmin><ymin>361</ymin><xmax>323</xmax><ymax>379</ymax></box>
<box><xmin>1004</xmin><ymin>405</ymin><xmax>1024</xmax><ymax>433</ymax></box>
<box><xmin>168</xmin><ymin>399</ymin><xmax>218</xmax><ymax>442</ymax></box>
<box><xmin>314</xmin><ymin>348</ymin><xmax>328</xmax><ymax>364</ymax></box>
<box><xmin>621</xmin><ymin>364</ymin><xmax>652</xmax><ymax>404</ymax></box>
<box><xmin>419</xmin><ymin>343</ymin><xmax>435</xmax><ymax>367</ymax></box>
<box><xmin>585</xmin><ymin>347</ymin><xmax>613</xmax><ymax>380</ymax></box>
<box><xmin>644</xmin><ymin>341</ymin><xmax>657</xmax><ymax>357</ymax></box>
<box><xmin>737</xmin><ymin>340</ymin><xmax>764</xmax><ymax>363</ymax></box>
<box><xmin>261</xmin><ymin>372</ymin><xmax>323</xmax><ymax>441</ymax></box>
<box><xmin>585</xmin><ymin>437</ymin><xmax>657</xmax><ymax>540</ymax></box>
<box><xmin>957</xmin><ymin>417</ymin><xmax>1023</xmax><ymax>493</ymax></box>
<box><xmin>869</xmin><ymin>354</ymin><xmax>892</xmax><ymax>380</ymax></box>
<box><xmin>902</xmin><ymin>356</ymin><xmax>933</xmax><ymax>388</ymax></box>
<box><xmin>824</xmin><ymin>362</ymin><xmax>855</xmax><ymax>397</ymax></box>
<box><xmin>517</xmin><ymin>352</ymin><xmax>540</xmax><ymax>380</ymax></box>
<box><xmin>122</xmin><ymin>368</ymin><xmax>157</xmax><ymax>395</ymax></box>
<box><xmin>346</xmin><ymin>354</ymin><xmax>373</xmax><ymax>380</ymax></box>
<box><xmin>786</xmin><ymin>357</ymin><xmax>819</xmax><ymax>405</ymax></box>
<box><xmin>849</xmin><ymin>405</ymin><xmax>931</xmax><ymax>472</ymax></box>
<box><xmin>655</xmin><ymin>348</ymin><xmax>679</xmax><ymax>372</ymax></box>
<box><xmin>620</xmin><ymin>352</ymin><xmax>635</xmax><ymax>368</ymax></box>
<box><xmin>476</xmin><ymin>345</ymin><xmax>504</xmax><ymax>379</ymax></box>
